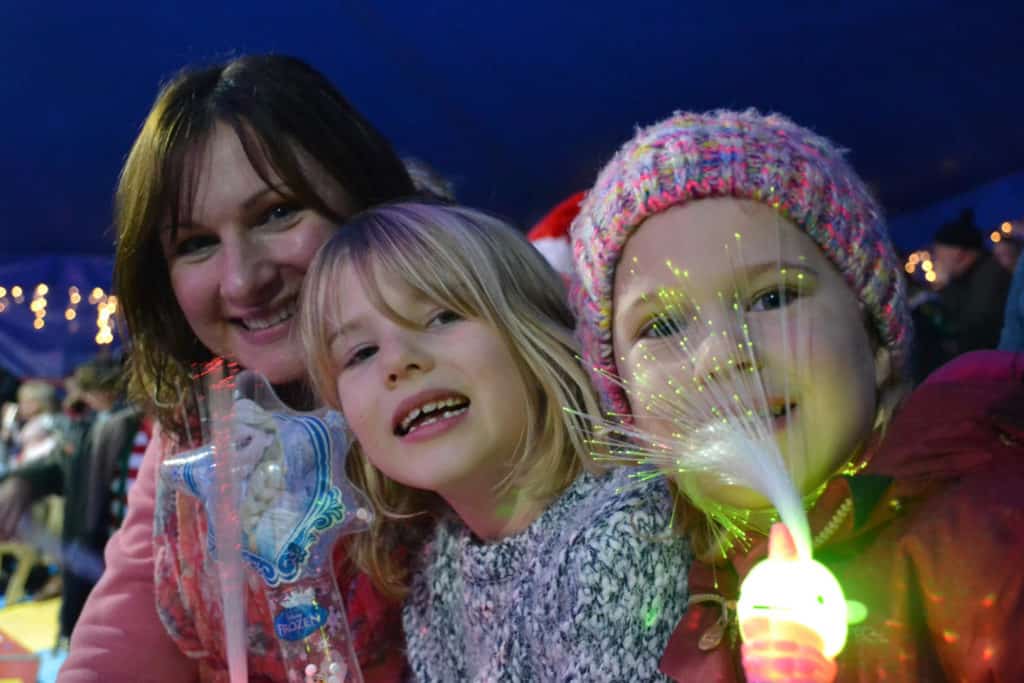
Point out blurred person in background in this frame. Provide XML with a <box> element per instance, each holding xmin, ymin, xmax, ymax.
<box><xmin>0</xmin><ymin>401</ymin><xmax>18</xmax><ymax>471</ymax></box>
<box><xmin>0</xmin><ymin>380</ymin><xmax>65</xmax><ymax>599</ymax></box>
<box><xmin>4</xmin><ymin>381</ymin><xmax>62</xmax><ymax>467</ymax></box>
<box><xmin>903</xmin><ymin>261</ymin><xmax>953</xmax><ymax>384</ymax></box>
<box><xmin>931</xmin><ymin>209</ymin><xmax>1012</xmax><ymax>357</ymax></box>
<box><xmin>0</xmin><ymin>367</ymin><xmax>20</xmax><ymax>467</ymax></box>
<box><xmin>993</xmin><ymin>230</ymin><xmax>1022</xmax><ymax>275</ymax></box>
<box><xmin>1000</xmin><ymin>245</ymin><xmax>1024</xmax><ymax>352</ymax></box>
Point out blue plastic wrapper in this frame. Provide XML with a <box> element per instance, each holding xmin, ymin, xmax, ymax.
<box><xmin>162</xmin><ymin>367</ymin><xmax>371</xmax><ymax>683</ymax></box>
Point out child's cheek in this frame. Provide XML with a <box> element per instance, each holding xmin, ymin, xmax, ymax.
<box><xmin>339</xmin><ymin>398</ymin><xmax>377</xmax><ymax>452</ymax></box>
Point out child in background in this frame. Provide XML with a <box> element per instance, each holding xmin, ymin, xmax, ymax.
<box><xmin>301</xmin><ymin>201</ymin><xmax>689</xmax><ymax>681</ymax></box>
<box><xmin>8</xmin><ymin>381</ymin><xmax>62</xmax><ymax>466</ymax></box>
<box><xmin>570</xmin><ymin>109</ymin><xmax>1024</xmax><ymax>681</ymax></box>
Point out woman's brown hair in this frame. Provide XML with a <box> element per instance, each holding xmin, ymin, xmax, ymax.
<box><xmin>114</xmin><ymin>54</ymin><xmax>415</xmax><ymax>437</ymax></box>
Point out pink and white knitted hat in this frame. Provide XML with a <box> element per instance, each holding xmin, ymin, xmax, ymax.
<box><xmin>570</xmin><ymin>109</ymin><xmax>910</xmax><ymax>418</ymax></box>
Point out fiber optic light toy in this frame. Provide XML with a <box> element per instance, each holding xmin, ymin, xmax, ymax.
<box><xmin>163</xmin><ymin>369</ymin><xmax>372</xmax><ymax>683</ymax></box>
<box><xmin>738</xmin><ymin>523</ymin><xmax>847</xmax><ymax>683</ymax></box>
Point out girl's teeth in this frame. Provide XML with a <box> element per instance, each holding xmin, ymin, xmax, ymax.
<box><xmin>402</xmin><ymin>408</ymin><xmax>421</xmax><ymax>430</ymax></box>
<box><xmin>401</xmin><ymin>398</ymin><xmax>468</xmax><ymax>432</ymax></box>
<box><xmin>413</xmin><ymin>416</ymin><xmax>440</xmax><ymax>432</ymax></box>
<box><xmin>405</xmin><ymin>406</ymin><xmax>468</xmax><ymax>436</ymax></box>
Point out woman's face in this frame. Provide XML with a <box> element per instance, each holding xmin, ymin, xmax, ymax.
<box><xmin>161</xmin><ymin>124</ymin><xmax>349</xmax><ymax>385</ymax></box>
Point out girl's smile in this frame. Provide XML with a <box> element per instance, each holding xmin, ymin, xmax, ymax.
<box><xmin>328</xmin><ymin>259</ymin><xmax>531</xmax><ymax>508</ymax></box>
<box><xmin>392</xmin><ymin>390</ymin><xmax>471</xmax><ymax>440</ymax></box>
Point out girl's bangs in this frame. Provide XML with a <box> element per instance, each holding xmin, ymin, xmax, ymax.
<box><xmin>357</xmin><ymin>219</ymin><xmax>484</xmax><ymax>326</ymax></box>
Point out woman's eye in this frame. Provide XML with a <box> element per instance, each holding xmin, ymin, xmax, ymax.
<box><xmin>749</xmin><ymin>287</ymin><xmax>801</xmax><ymax>312</ymax></box>
<box><xmin>344</xmin><ymin>345</ymin><xmax>378</xmax><ymax>368</ymax></box>
<box><xmin>639</xmin><ymin>314</ymin><xmax>685</xmax><ymax>339</ymax></box>
<box><xmin>173</xmin><ymin>234</ymin><xmax>218</xmax><ymax>258</ymax></box>
<box><xmin>428</xmin><ymin>309</ymin><xmax>462</xmax><ymax>327</ymax></box>
<box><xmin>260</xmin><ymin>202</ymin><xmax>301</xmax><ymax>225</ymax></box>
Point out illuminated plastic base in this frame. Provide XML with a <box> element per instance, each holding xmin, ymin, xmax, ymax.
<box><xmin>737</xmin><ymin>523</ymin><xmax>847</xmax><ymax>682</ymax></box>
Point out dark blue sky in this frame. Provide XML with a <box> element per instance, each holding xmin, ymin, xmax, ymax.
<box><xmin>3</xmin><ymin>1</ymin><xmax>1024</xmax><ymax>258</ymax></box>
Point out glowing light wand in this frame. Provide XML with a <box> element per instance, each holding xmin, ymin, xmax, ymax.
<box><xmin>738</xmin><ymin>523</ymin><xmax>846</xmax><ymax>682</ymax></box>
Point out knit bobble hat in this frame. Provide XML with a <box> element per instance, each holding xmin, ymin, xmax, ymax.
<box><xmin>570</xmin><ymin>109</ymin><xmax>911</xmax><ymax>419</ymax></box>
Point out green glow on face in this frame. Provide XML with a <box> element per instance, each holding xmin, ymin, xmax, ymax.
<box><xmin>737</xmin><ymin>557</ymin><xmax>849</xmax><ymax>658</ymax></box>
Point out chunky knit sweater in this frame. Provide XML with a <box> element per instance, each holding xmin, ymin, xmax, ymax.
<box><xmin>403</xmin><ymin>468</ymin><xmax>690</xmax><ymax>682</ymax></box>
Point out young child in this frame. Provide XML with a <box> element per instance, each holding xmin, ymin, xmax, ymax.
<box><xmin>569</xmin><ymin>109</ymin><xmax>1024</xmax><ymax>681</ymax></box>
<box><xmin>301</xmin><ymin>201</ymin><xmax>690</xmax><ymax>681</ymax></box>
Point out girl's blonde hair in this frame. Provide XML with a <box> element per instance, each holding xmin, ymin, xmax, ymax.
<box><xmin>300</xmin><ymin>201</ymin><xmax>604</xmax><ymax>597</ymax></box>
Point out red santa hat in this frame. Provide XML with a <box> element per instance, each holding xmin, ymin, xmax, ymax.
<box><xmin>527</xmin><ymin>191</ymin><xmax>584</xmax><ymax>279</ymax></box>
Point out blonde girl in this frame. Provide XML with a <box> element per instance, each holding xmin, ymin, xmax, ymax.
<box><xmin>302</xmin><ymin>201</ymin><xmax>689</xmax><ymax>681</ymax></box>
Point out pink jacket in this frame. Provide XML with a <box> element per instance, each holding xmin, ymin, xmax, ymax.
<box><xmin>61</xmin><ymin>423</ymin><xmax>407</xmax><ymax>682</ymax></box>
<box><xmin>61</xmin><ymin>424</ymin><xmax>198</xmax><ymax>682</ymax></box>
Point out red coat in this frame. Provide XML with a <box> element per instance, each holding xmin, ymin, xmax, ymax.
<box><xmin>660</xmin><ymin>351</ymin><xmax>1024</xmax><ymax>682</ymax></box>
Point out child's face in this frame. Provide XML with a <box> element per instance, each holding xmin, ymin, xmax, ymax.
<box><xmin>327</xmin><ymin>260</ymin><xmax>531</xmax><ymax>504</ymax></box>
<box><xmin>16</xmin><ymin>392</ymin><xmax>42</xmax><ymax>421</ymax></box>
<box><xmin>611</xmin><ymin>198</ymin><xmax>882</xmax><ymax>509</ymax></box>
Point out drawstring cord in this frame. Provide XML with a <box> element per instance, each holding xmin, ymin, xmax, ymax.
<box><xmin>686</xmin><ymin>593</ymin><xmax>736</xmax><ymax>651</ymax></box>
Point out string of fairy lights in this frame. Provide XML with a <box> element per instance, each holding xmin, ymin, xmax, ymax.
<box><xmin>904</xmin><ymin>250</ymin><xmax>937</xmax><ymax>282</ymax></box>
<box><xmin>989</xmin><ymin>220</ymin><xmax>1017</xmax><ymax>245</ymax></box>
<box><xmin>0</xmin><ymin>283</ymin><xmax>117</xmax><ymax>345</ymax></box>
<box><xmin>0</xmin><ymin>221</ymin><xmax>1018</xmax><ymax>346</ymax></box>
<box><xmin>904</xmin><ymin>220</ymin><xmax>1016</xmax><ymax>282</ymax></box>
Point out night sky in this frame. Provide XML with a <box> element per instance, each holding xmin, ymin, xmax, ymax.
<box><xmin>3</xmin><ymin>1</ymin><xmax>1024</xmax><ymax>260</ymax></box>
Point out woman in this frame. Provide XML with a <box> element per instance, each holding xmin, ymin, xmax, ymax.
<box><xmin>60</xmin><ymin>54</ymin><xmax>416</xmax><ymax>682</ymax></box>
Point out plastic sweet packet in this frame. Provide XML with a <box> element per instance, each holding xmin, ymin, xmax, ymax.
<box><xmin>162</xmin><ymin>364</ymin><xmax>372</xmax><ymax>683</ymax></box>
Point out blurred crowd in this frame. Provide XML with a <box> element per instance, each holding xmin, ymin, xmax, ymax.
<box><xmin>0</xmin><ymin>355</ymin><xmax>151</xmax><ymax>647</ymax></box>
